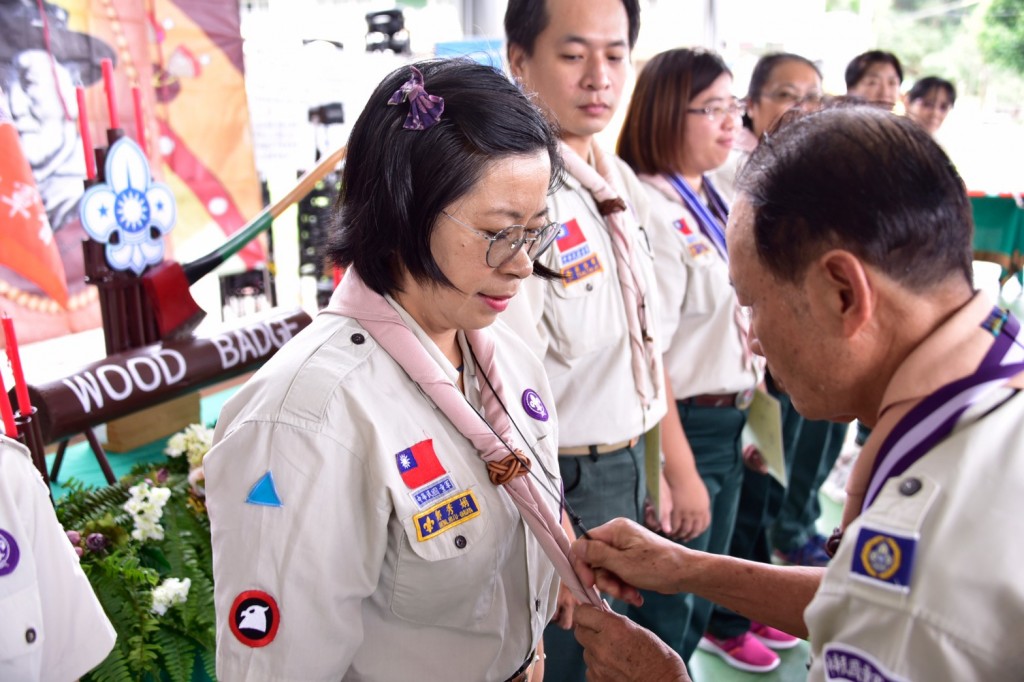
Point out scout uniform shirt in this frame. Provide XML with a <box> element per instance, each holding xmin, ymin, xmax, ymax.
<box><xmin>805</xmin><ymin>293</ymin><xmax>1024</xmax><ymax>681</ymax></box>
<box><xmin>0</xmin><ymin>436</ymin><xmax>116</xmax><ymax>680</ymax></box>
<box><xmin>502</xmin><ymin>151</ymin><xmax>666</xmax><ymax>448</ymax></box>
<box><xmin>641</xmin><ymin>178</ymin><xmax>761</xmax><ymax>400</ymax></box>
<box><xmin>205</xmin><ymin>305</ymin><xmax>560</xmax><ymax>681</ymax></box>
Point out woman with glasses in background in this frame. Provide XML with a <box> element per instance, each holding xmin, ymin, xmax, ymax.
<box><xmin>205</xmin><ymin>59</ymin><xmax>570</xmax><ymax>681</ymax></box>
<box><xmin>904</xmin><ymin>76</ymin><xmax>956</xmax><ymax>136</ymax></box>
<box><xmin>617</xmin><ymin>47</ymin><xmax>766</xmax><ymax>669</ymax></box>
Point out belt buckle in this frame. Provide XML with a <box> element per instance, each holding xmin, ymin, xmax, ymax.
<box><xmin>734</xmin><ymin>388</ymin><xmax>755</xmax><ymax>410</ymax></box>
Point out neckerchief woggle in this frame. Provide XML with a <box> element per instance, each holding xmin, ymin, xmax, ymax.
<box><xmin>863</xmin><ymin>307</ymin><xmax>1024</xmax><ymax>512</ymax></box>
<box><xmin>664</xmin><ymin>173</ymin><xmax>730</xmax><ymax>261</ymax></box>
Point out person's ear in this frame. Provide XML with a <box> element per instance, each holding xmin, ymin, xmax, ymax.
<box><xmin>808</xmin><ymin>249</ymin><xmax>873</xmax><ymax>339</ymax></box>
<box><xmin>507</xmin><ymin>42</ymin><xmax>528</xmax><ymax>82</ymax></box>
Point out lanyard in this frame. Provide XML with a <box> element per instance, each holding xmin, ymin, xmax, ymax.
<box><xmin>664</xmin><ymin>173</ymin><xmax>730</xmax><ymax>261</ymax></box>
<box><xmin>863</xmin><ymin>308</ymin><xmax>1024</xmax><ymax>511</ymax></box>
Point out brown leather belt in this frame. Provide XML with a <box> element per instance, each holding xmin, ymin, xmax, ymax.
<box><xmin>681</xmin><ymin>391</ymin><xmax>753</xmax><ymax>409</ymax></box>
<box><xmin>559</xmin><ymin>436</ymin><xmax>640</xmax><ymax>457</ymax></box>
<box><xmin>504</xmin><ymin>650</ymin><xmax>536</xmax><ymax>682</ymax></box>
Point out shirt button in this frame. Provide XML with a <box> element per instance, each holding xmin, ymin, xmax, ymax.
<box><xmin>535</xmin><ymin>598</ymin><xmax>541</xmax><ymax>612</ymax></box>
<box><xmin>351</xmin><ymin>333</ymin><xmax>365</xmax><ymax>345</ymax></box>
<box><xmin>25</xmin><ymin>628</ymin><xmax>36</xmax><ymax>644</ymax></box>
<box><xmin>454</xmin><ymin>535</ymin><xmax>467</xmax><ymax>549</ymax></box>
<box><xmin>585</xmin><ymin>283</ymin><xmax>594</xmax><ymax>291</ymax></box>
<box><xmin>899</xmin><ymin>477</ymin><xmax>922</xmax><ymax>496</ymax></box>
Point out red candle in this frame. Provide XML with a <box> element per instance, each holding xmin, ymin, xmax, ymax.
<box><xmin>75</xmin><ymin>86</ymin><xmax>97</xmax><ymax>180</ymax></box>
<box><xmin>131</xmin><ymin>85</ymin><xmax>147</xmax><ymax>156</ymax></box>
<box><xmin>0</xmin><ymin>371</ymin><xmax>16</xmax><ymax>437</ymax></box>
<box><xmin>101</xmin><ymin>58</ymin><xmax>120</xmax><ymax>130</ymax></box>
<box><xmin>1</xmin><ymin>314</ymin><xmax>31</xmax><ymax>415</ymax></box>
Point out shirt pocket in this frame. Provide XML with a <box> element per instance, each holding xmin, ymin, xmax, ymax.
<box><xmin>546</xmin><ymin>264</ymin><xmax>620</xmax><ymax>359</ymax></box>
<box><xmin>390</xmin><ymin>486</ymin><xmax>496</xmax><ymax>627</ymax></box>
<box><xmin>0</xmin><ymin>583</ymin><xmax>44</xmax><ymax>679</ymax></box>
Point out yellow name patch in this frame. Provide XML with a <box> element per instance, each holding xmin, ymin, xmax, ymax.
<box><xmin>414</xmin><ymin>490</ymin><xmax>480</xmax><ymax>541</ymax></box>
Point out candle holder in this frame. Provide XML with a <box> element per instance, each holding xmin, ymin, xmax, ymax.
<box><xmin>15</xmin><ymin>407</ymin><xmax>48</xmax><ymax>487</ymax></box>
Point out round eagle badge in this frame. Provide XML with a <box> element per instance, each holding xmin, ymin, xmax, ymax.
<box><xmin>230</xmin><ymin>590</ymin><xmax>280</xmax><ymax>648</ymax></box>
<box><xmin>522</xmin><ymin>389</ymin><xmax>549</xmax><ymax>422</ymax></box>
<box><xmin>0</xmin><ymin>529</ymin><xmax>20</xmax><ymax>576</ymax></box>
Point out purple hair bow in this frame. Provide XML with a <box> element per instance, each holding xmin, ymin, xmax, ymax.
<box><xmin>387</xmin><ymin>65</ymin><xmax>445</xmax><ymax>130</ymax></box>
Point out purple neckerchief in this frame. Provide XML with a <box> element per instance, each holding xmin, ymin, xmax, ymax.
<box><xmin>664</xmin><ymin>173</ymin><xmax>730</xmax><ymax>261</ymax></box>
<box><xmin>863</xmin><ymin>307</ymin><xmax>1024</xmax><ymax>512</ymax></box>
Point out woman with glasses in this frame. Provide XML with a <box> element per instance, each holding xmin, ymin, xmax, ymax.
<box><xmin>617</xmin><ymin>47</ymin><xmax>765</xmax><ymax>668</ymax></box>
<box><xmin>904</xmin><ymin>76</ymin><xmax>956</xmax><ymax>136</ymax></box>
<box><xmin>204</xmin><ymin>59</ymin><xmax>570</xmax><ymax>681</ymax></box>
<box><xmin>714</xmin><ymin>52</ymin><xmax>824</xmax><ymax>202</ymax></box>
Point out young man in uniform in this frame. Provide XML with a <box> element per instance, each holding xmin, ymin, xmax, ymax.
<box><xmin>568</xmin><ymin>106</ymin><xmax>1024</xmax><ymax>681</ymax></box>
<box><xmin>503</xmin><ymin>1</ymin><xmax>708</xmax><ymax>679</ymax></box>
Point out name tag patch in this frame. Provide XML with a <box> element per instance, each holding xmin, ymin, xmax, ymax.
<box><xmin>561</xmin><ymin>253</ymin><xmax>603</xmax><ymax>284</ymax></box>
<box><xmin>850</xmin><ymin>526</ymin><xmax>917</xmax><ymax>592</ymax></box>
<box><xmin>414</xmin><ymin>490</ymin><xmax>480</xmax><ymax>541</ymax></box>
<box><xmin>823</xmin><ymin>644</ymin><xmax>906</xmax><ymax>682</ymax></box>
<box><xmin>410</xmin><ymin>474</ymin><xmax>458</xmax><ymax>510</ymax></box>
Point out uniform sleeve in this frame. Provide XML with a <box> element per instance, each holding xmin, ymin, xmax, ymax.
<box><xmin>502</xmin><ymin>274</ymin><xmax>551</xmax><ymax>361</ymax></box>
<box><xmin>205</xmin><ymin>420</ymin><xmax>391</xmax><ymax>681</ymax></box>
<box><xmin>0</xmin><ymin>440</ymin><xmax>115</xmax><ymax>682</ymax></box>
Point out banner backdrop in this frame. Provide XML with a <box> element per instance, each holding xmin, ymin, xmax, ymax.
<box><xmin>0</xmin><ymin>0</ymin><xmax>261</xmax><ymax>345</ymax></box>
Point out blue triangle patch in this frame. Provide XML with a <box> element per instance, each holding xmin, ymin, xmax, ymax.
<box><xmin>246</xmin><ymin>471</ymin><xmax>283</xmax><ymax>507</ymax></box>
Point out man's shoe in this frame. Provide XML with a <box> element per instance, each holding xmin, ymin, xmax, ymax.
<box><xmin>773</xmin><ymin>535</ymin><xmax>831</xmax><ymax>567</ymax></box>
<box><xmin>698</xmin><ymin>633</ymin><xmax>780</xmax><ymax>673</ymax></box>
<box><xmin>750</xmin><ymin>621</ymin><xmax>801</xmax><ymax>650</ymax></box>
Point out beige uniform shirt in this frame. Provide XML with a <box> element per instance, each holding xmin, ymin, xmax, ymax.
<box><xmin>206</xmin><ymin>307</ymin><xmax>560</xmax><ymax>681</ymax></box>
<box><xmin>642</xmin><ymin>178</ymin><xmax>760</xmax><ymax>399</ymax></box>
<box><xmin>0</xmin><ymin>437</ymin><xmax>116</xmax><ymax>681</ymax></box>
<box><xmin>502</xmin><ymin>151</ymin><xmax>666</xmax><ymax>448</ymax></box>
<box><xmin>805</xmin><ymin>294</ymin><xmax>1024</xmax><ymax>680</ymax></box>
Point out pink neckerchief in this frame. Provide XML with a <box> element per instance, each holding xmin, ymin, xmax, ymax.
<box><xmin>560</xmin><ymin>141</ymin><xmax>657</xmax><ymax>409</ymax></box>
<box><xmin>324</xmin><ymin>269</ymin><xmax>605</xmax><ymax>607</ymax></box>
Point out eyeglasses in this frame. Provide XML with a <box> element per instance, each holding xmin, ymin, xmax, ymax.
<box><xmin>761</xmin><ymin>90</ymin><xmax>825</xmax><ymax>108</ymax></box>
<box><xmin>686</xmin><ymin>100</ymin><xmax>745</xmax><ymax>122</ymax></box>
<box><xmin>441</xmin><ymin>211</ymin><xmax>561</xmax><ymax>268</ymax></box>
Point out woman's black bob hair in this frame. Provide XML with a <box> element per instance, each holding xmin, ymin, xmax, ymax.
<box><xmin>326</xmin><ymin>58</ymin><xmax>563</xmax><ymax>295</ymax></box>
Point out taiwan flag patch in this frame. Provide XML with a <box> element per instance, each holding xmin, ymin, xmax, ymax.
<box><xmin>395</xmin><ymin>439</ymin><xmax>447</xmax><ymax>489</ymax></box>
<box><xmin>556</xmin><ymin>218</ymin><xmax>586</xmax><ymax>251</ymax></box>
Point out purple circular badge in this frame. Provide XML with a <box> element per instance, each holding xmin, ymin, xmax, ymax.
<box><xmin>521</xmin><ymin>389</ymin><xmax>549</xmax><ymax>422</ymax></box>
<box><xmin>0</xmin><ymin>528</ymin><xmax>20</xmax><ymax>576</ymax></box>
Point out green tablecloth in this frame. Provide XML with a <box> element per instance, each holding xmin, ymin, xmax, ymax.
<box><xmin>972</xmin><ymin>196</ymin><xmax>1024</xmax><ymax>272</ymax></box>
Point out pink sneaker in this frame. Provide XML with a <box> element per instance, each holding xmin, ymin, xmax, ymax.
<box><xmin>698</xmin><ymin>633</ymin><xmax>780</xmax><ymax>673</ymax></box>
<box><xmin>750</xmin><ymin>621</ymin><xmax>801</xmax><ymax>650</ymax></box>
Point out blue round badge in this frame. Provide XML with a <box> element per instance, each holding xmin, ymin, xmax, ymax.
<box><xmin>0</xmin><ymin>528</ymin><xmax>20</xmax><ymax>576</ymax></box>
<box><xmin>521</xmin><ymin>389</ymin><xmax>549</xmax><ymax>422</ymax></box>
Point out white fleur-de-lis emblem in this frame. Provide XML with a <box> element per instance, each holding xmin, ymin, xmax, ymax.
<box><xmin>79</xmin><ymin>138</ymin><xmax>176</xmax><ymax>275</ymax></box>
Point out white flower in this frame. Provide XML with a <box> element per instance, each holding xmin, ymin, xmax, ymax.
<box><xmin>164</xmin><ymin>423</ymin><xmax>214</xmax><ymax>470</ymax></box>
<box><xmin>151</xmin><ymin>577</ymin><xmax>191</xmax><ymax>615</ymax></box>
<box><xmin>123</xmin><ymin>481</ymin><xmax>171</xmax><ymax>542</ymax></box>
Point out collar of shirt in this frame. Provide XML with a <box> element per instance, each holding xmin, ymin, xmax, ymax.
<box><xmin>841</xmin><ymin>291</ymin><xmax>1002</xmax><ymax>528</ymax></box>
<box><xmin>385</xmin><ymin>294</ymin><xmax>475</xmax><ymax>386</ymax></box>
<box><xmin>876</xmin><ymin>292</ymin><xmax>993</xmax><ymax>420</ymax></box>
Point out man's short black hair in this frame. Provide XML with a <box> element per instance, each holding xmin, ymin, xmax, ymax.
<box><xmin>738</xmin><ymin>106</ymin><xmax>973</xmax><ymax>291</ymax></box>
<box><xmin>504</xmin><ymin>0</ymin><xmax>641</xmax><ymax>56</ymax></box>
<box><xmin>326</xmin><ymin>59</ymin><xmax>562</xmax><ymax>296</ymax></box>
<box><xmin>844</xmin><ymin>50</ymin><xmax>903</xmax><ymax>89</ymax></box>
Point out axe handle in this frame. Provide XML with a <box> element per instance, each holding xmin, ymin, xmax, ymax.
<box><xmin>183</xmin><ymin>145</ymin><xmax>348</xmax><ymax>284</ymax></box>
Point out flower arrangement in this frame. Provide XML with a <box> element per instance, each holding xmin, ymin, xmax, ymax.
<box><xmin>56</xmin><ymin>423</ymin><xmax>216</xmax><ymax>682</ymax></box>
